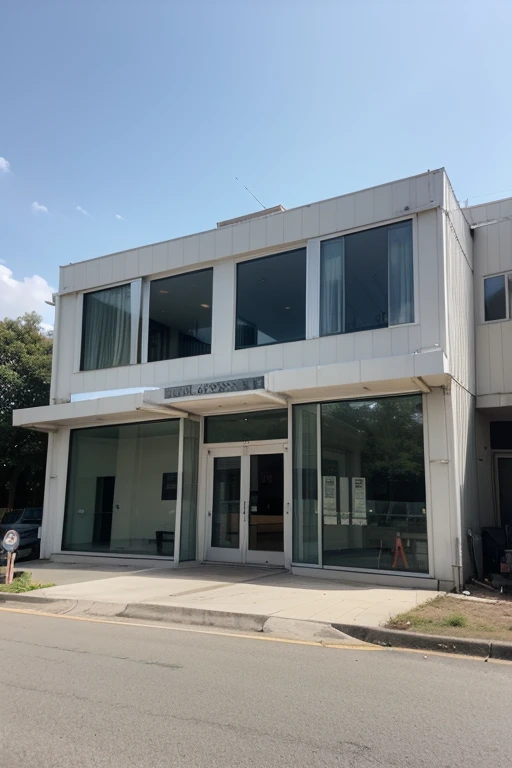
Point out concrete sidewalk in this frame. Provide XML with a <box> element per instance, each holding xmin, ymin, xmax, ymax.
<box><xmin>16</xmin><ymin>561</ymin><xmax>439</xmax><ymax>630</ymax></box>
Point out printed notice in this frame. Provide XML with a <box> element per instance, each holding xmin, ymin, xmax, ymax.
<box><xmin>352</xmin><ymin>477</ymin><xmax>367</xmax><ymax>525</ymax></box>
<box><xmin>323</xmin><ymin>476</ymin><xmax>337</xmax><ymax>520</ymax></box>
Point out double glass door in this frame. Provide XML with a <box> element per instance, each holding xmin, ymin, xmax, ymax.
<box><xmin>206</xmin><ymin>445</ymin><xmax>286</xmax><ymax>566</ymax></box>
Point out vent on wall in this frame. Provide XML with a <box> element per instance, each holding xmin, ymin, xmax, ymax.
<box><xmin>217</xmin><ymin>205</ymin><xmax>286</xmax><ymax>228</ymax></box>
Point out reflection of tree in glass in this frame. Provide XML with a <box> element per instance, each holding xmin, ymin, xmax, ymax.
<box><xmin>322</xmin><ymin>395</ymin><xmax>425</xmax><ymax>502</ymax></box>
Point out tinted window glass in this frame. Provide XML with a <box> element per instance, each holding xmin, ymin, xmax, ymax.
<box><xmin>81</xmin><ymin>284</ymin><xmax>132</xmax><ymax>370</ymax></box>
<box><xmin>484</xmin><ymin>275</ymin><xmax>506</xmax><ymax>321</ymax></box>
<box><xmin>319</xmin><ymin>220</ymin><xmax>413</xmax><ymax>337</ymax></box>
<box><xmin>344</xmin><ymin>226</ymin><xmax>388</xmax><ymax>332</ymax></box>
<box><xmin>148</xmin><ymin>269</ymin><xmax>213</xmax><ymax>362</ymax></box>
<box><xmin>205</xmin><ymin>409</ymin><xmax>288</xmax><ymax>443</ymax></box>
<box><xmin>236</xmin><ymin>249</ymin><xmax>306</xmax><ymax>349</ymax></box>
<box><xmin>490</xmin><ymin>422</ymin><xmax>512</xmax><ymax>450</ymax></box>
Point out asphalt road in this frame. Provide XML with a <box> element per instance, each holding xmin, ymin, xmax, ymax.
<box><xmin>0</xmin><ymin>609</ymin><xmax>510</xmax><ymax>768</ymax></box>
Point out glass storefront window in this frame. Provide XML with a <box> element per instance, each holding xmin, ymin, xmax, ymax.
<box><xmin>204</xmin><ymin>409</ymin><xmax>288</xmax><ymax>443</ymax></box>
<box><xmin>292</xmin><ymin>404</ymin><xmax>319</xmax><ymax>564</ymax></box>
<box><xmin>179</xmin><ymin>419</ymin><xmax>200</xmax><ymax>561</ymax></box>
<box><xmin>292</xmin><ymin>395</ymin><xmax>428</xmax><ymax>573</ymax></box>
<box><xmin>63</xmin><ymin>420</ymin><xmax>180</xmax><ymax>556</ymax></box>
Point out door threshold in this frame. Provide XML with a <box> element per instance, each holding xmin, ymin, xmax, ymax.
<box><xmin>201</xmin><ymin>560</ymin><xmax>287</xmax><ymax>571</ymax></box>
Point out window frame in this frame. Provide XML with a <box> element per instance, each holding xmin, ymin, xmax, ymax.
<box><xmin>145</xmin><ymin>266</ymin><xmax>214</xmax><ymax>364</ymax></box>
<box><xmin>77</xmin><ymin>278</ymin><xmax>142</xmax><ymax>372</ymax></box>
<box><xmin>483</xmin><ymin>272</ymin><xmax>511</xmax><ymax>324</ymax></box>
<box><xmin>316</xmin><ymin>217</ymin><xmax>416</xmax><ymax>338</ymax></box>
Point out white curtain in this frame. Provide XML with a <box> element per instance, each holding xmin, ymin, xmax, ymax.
<box><xmin>320</xmin><ymin>238</ymin><xmax>344</xmax><ymax>335</ymax></box>
<box><xmin>82</xmin><ymin>284</ymin><xmax>131</xmax><ymax>370</ymax></box>
<box><xmin>388</xmin><ymin>222</ymin><xmax>414</xmax><ymax>325</ymax></box>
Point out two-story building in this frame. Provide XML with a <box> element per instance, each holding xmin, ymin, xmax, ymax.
<box><xmin>15</xmin><ymin>168</ymin><xmax>495</xmax><ymax>591</ymax></box>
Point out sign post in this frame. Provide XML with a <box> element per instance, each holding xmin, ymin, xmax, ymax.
<box><xmin>2</xmin><ymin>530</ymin><xmax>20</xmax><ymax>586</ymax></box>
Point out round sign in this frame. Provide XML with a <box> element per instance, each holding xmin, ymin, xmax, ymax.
<box><xmin>2</xmin><ymin>529</ymin><xmax>20</xmax><ymax>552</ymax></box>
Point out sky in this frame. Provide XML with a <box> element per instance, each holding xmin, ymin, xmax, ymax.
<box><xmin>1</xmin><ymin>0</ymin><xmax>512</xmax><ymax>329</ymax></box>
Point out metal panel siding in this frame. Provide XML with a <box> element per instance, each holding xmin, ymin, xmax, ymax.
<box><xmin>50</xmin><ymin>171</ymin><xmax>446</xmax><ymax>401</ymax></box>
<box><xmin>471</xmin><ymin>198</ymin><xmax>512</xmax><ymax>397</ymax></box>
<box><xmin>475</xmin><ymin>325</ymin><xmax>491</xmax><ymax>395</ymax></box>
<box><xmin>424</xmin><ymin>389</ymin><xmax>457</xmax><ymax>584</ymax></box>
<box><xmin>475</xmin><ymin>411</ymin><xmax>494</xmax><ymax>529</ymax></box>
<box><xmin>53</xmin><ymin>294</ymin><xmax>76</xmax><ymax>402</ymax></box>
<box><xmin>449</xmin><ymin>381</ymin><xmax>479</xmax><ymax>580</ymax></box>
<box><xmin>59</xmin><ymin>171</ymin><xmax>444</xmax><ymax>296</ymax></box>
<box><xmin>416</xmin><ymin>209</ymin><xmax>441</xmax><ymax>351</ymax></box>
<box><xmin>443</xmin><ymin>177</ymin><xmax>475</xmax><ymax>393</ymax></box>
<box><xmin>488</xmin><ymin>323</ymin><xmax>504</xmax><ymax>394</ymax></box>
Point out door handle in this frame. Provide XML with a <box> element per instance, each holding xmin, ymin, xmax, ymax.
<box><xmin>207</xmin><ymin>511</ymin><xmax>212</xmax><ymax>517</ymax></box>
<box><xmin>243</xmin><ymin>501</ymin><xmax>246</xmax><ymax>520</ymax></box>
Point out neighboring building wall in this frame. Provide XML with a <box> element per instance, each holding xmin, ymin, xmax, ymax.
<box><xmin>49</xmin><ymin>171</ymin><xmax>445</xmax><ymax>404</ymax></box>
<box><xmin>469</xmin><ymin>197</ymin><xmax>512</xmax><ymax>398</ymax></box>
<box><xmin>475</xmin><ymin>411</ymin><xmax>494</xmax><ymax>529</ymax></box>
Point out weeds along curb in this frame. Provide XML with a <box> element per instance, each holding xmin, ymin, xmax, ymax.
<box><xmin>333</xmin><ymin>622</ymin><xmax>504</xmax><ymax>659</ymax></box>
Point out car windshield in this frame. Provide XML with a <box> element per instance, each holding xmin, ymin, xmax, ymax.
<box><xmin>1</xmin><ymin>511</ymin><xmax>23</xmax><ymax>524</ymax></box>
<box><xmin>21</xmin><ymin>509</ymin><xmax>43</xmax><ymax>523</ymax></box>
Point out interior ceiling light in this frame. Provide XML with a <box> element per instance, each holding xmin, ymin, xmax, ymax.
<box><xmin>200</xmin><ymin>303</ymin><xmax>210</xmax><ymax>308</ymax></box>
<box><xmin>159</xmin><ymin>289</ymin><xmax>168</xmax><ymax>294</ymax></box>
<box><xmin>284</xmin><ymin>306</ymin><xmax>291</xmax><ymax>310</ymax></box>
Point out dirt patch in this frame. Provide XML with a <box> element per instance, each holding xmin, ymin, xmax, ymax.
<box><xmin>467</xmin><ymin>583</ymin><xmax>512</xmax><ymax>601</ymax></box>
<box><xmin>387</xmin><ymin>595</ymin><xmax>512</xmax><ymax>641</ymax></box>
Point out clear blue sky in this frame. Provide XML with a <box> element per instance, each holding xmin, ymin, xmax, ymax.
<box><xmin>1</xmin><ymin>0</ymin><xmax>511</xmax><ymax>326</ymax></box>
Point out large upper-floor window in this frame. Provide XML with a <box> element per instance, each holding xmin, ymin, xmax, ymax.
<box><xmin>235</xmin><ymin>248</ymin><xmax>307</xmax><ymax>349</ymax></box>
<box><xmin>484</xmin><ymin>273</ymin><xmax>512</xmax><ymax>322</ymax></box>
<box><xmin>81</xmin><ymin>281</ymin><xmax>141</xmax><ymax>371</ymax></box>
<box><xmin>320</xmin><ymin>220</ymin><xmax>414</xmax><ymax>336</ymax></box>
<box><xmin>148</xmin><ymin>269</ymin><xmax>213</xmax><ymax>362</ymax></box>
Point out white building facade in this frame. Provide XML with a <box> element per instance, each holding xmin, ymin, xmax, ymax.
<box><xmin>15</xmin><ymin>168</ymin><xmax>494</xmax><ymax>591</ymax></box>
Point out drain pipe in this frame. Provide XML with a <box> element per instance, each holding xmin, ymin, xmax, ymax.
<box><xmin>452</xmin><ymin>537</ymin><xmax>462</xmax><ymax>593</ymax></box>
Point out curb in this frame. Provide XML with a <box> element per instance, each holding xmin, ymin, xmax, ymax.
<box><xmin>333</xmin><ymin>622</ymin><xmax>512</xmax><ymax>661</ymax></box>
<box><xmin>3</xmin><ymin>591</ymin><xmax>512</xmax><ymax>658</ymax></box>
<box><xmin>0</xmin><ymin>593</ymin><xmax>61</xmax><ymax>606</ymax></box>
<box><xmin>0</xmin><ymin>593</ymin><xmax>358</xmax><ymax>644</ymax></box>
<box><xmin>121</xmin><ymin>602</ymin><xmax>269</xmax><ymax>632</ymax></box>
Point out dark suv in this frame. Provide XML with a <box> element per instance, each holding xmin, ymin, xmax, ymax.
<box><xmin>0</xmin><ymin>508</ymin><xmax>43</xmax><ymax>562</ymax></box>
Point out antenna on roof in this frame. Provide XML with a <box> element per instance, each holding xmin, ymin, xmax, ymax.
<box><xmin>235</xmin><ymin>177</ymin><xmax>265</xmax><ymax>210</ymax></box>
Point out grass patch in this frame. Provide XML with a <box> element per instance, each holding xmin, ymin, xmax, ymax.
<box><xmin>387</xmin><ymin>595</ymin><xmax>512</xmax><ymax>641</ymax></box>
<box><xmin>0</xmin><ymin>570</ymin><xmax>55</xmax><ymax>594</ymax></box>
<box><xmin>443</xmin><ymin>613</ymin><xmax>467</xmax><ymax>628</ymax></box>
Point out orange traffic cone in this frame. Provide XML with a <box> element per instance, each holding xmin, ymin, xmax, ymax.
<box><xmin>392</xmin><ymin>532</ymin><xmax>409</xmax><ymax>569</ymax></box>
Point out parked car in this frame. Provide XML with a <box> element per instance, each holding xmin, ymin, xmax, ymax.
<box><xmin>0</xmin><ymin>508</ymin><xmax>43</xmax><ymax>562</ymax></box>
